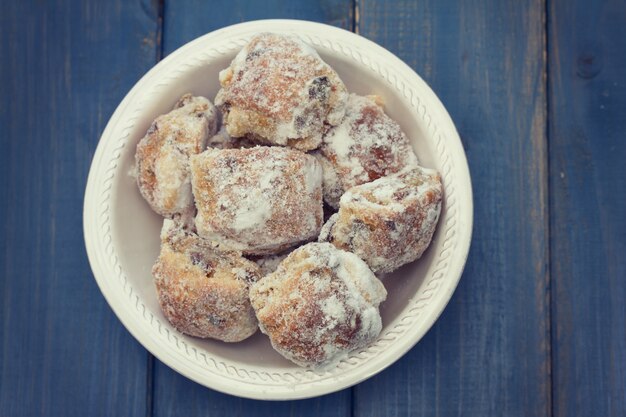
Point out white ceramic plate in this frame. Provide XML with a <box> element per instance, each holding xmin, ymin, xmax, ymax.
<box><xmin>83</xmin><ymin>20</ymin><xmax>473</xmax><ymax>400</ymax></box>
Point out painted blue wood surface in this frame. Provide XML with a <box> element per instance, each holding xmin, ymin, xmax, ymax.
<box><xmin>548</xmin><ymin>1</ymin><xmax>626</xmax><ymax>416</ymax></box>
<box><xmin>162</xmin><ymin>0</ymin><xmax>353</xmax><ymax>56</ymax></box>
<box><xmin>354</xmin><ymin>1</ymin><xmax>551</xmax><ymax>416</ymax></box>
<box><xmin>0</xmin><ymin>0</ymin><xmax>160</xmax><ymax>416</ymax></box>
<box><xmin>0</xmin><ymin>0</ymin><xmax>625</xmax><ymax>415</ymax></box>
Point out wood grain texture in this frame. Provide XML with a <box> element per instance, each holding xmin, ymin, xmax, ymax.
<box><xmin>2</xmin><ymin>0</ymin><xmax>625</xmax><ymax>415</ymax></box>
<box><xmin>153</xmin><ymin>364</ymin><xmax>350</xmax><ymax>416</ymax></box>
<box><xmin>162</xmin><ymin>0</ymin><xmax>353</xmax><ymax>56</ymax></box>
<box><xmin>549</xmin><ymin>1</ymin><xmax>626</xmax><ymax>416</ymax></box>
<box><xmin>0</xmin><ymin>0</ymin><xmax>160</xmax><ymax>415</ymax></box>
<box><xmin>150</xmin><ymin>1</ymin><xmax>353</xmax><ymax>414</ymax></box>
<box><xmin>354</xmin><ymin>1</ymin><xmax>550</xmax><ymax>416</ymax></box>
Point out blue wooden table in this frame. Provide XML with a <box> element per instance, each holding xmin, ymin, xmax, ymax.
<box><xmin>1</xmin><ymin>0</ymin><xmax>625</xmax><ymax>415</ymax></box>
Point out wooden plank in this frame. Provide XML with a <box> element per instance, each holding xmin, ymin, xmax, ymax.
<box><xmin>549</xmin><ymin>1</ymin><xmax>626</xmax><ymax>416</ymax></box>
<box><xmin>154</xmin><ymin>364</ymin><xmax>350</xmax><ymax>416</ymax></box>
<box><xmin>162</xmin><ymin>0</ymin><xmax>353</xmax><ymax>56</ymax></box>
<box><xmin>151</xmin><ymin>1</ymin><xmax>353</xmax><ymax>414</ymax></box>
<box><xmin>354</xmin><ymin>1</ymin><xmax>550</xmax><ymax>416</ymax></box>
<box><xmin>0</xmin><ymin>0</ymin><xmax>160</xmax><ymax>415</ymax></box>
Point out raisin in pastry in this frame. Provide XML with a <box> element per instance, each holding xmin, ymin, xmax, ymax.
<box><xmin>320</xmin><ymin>166</ymin><xmax>442</xmax><ymax>274</ymax></box>
<box><xmin>190</xmin><ymin>146</ymin><xmax>323</xmax><ymax>255</ymax></box>
<box><xmin>136</xmin><ymin>94</ymin><xmax>218</xmax><ymax>217</ymax></box>
<box><xmin>316</xmin><ymin>94</ymin><xmax>418</xmax><ymax>208</ymax></box>
<box><xmin>215</xmin><ymin>33</ymin><xmax>348</xmax><ymax>151</ymax></box>
<box><xmin>249</xmin><ymin>242</ymin><xmax>386</xmax><ymax>368</ymax></box>
<box><xmin>153</xmin><ymin>219</ymin><xmax>261</xmax><ymax>342</ymax></box>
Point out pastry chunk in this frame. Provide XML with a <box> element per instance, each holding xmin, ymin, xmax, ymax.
<box><xmin>320</xmin><ymin>166</ymin><xmax>442</xmax><ymax>274</ymax></box>
<box><xmin>190</xmin><ymin>146</ymin><xmax>323</xmax><ymax>255</ymax></box>
<box><xmin>249</xmin><ymin>242</ymin><xmax>387</xmax><ymax>368</ymax></box>
<box><xmin>153</xmin><ymin>219</ymin><xmax>260</xmax><ymax>342</ymax></box>
<box><xmin>317</xmin><ymin>94</ymin><xmax>418</xmax><ymax>208</ymax></box>
<box><xmin>136</xmin><ymin>94</ymin><xmax>218</xmax><ymax>217</ymax></box>
<box><xmin>215</xmin><ymin>33</ymin><xmax>348</xmax><ymax>151</ymax></box>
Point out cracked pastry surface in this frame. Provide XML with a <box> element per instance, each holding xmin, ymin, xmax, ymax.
<box><xmin>152</xmin><ymin>219</ymin><xmax>261</xmax><ymax>342</ymax></box>
<box><xmin>249</xmin><ymin>242</ymin><xmax>387</xmax><ymax>368</ymax></box>
<box><xmin>135</xmin><ymin>94</ymin><xmax>218</xmax><ymax>217</ymax></box>
<box><xmin>317</xmin><ymin>94</ymin><xmax>419</xmax><ymax>208</ymax></box>
<box><xmin>215</xmin><ymin>33</ymin><xmax>348</xmax><ymax>151</ymax></box>
<box><xmin>319</xmin><ymin>166</ymin><xmax>442</xmax><ymax>274</ymax></box>
<box><xmin>190</xmin><ymin>146</ymin><xmax>323</xmax><ymax>255</ymax></box>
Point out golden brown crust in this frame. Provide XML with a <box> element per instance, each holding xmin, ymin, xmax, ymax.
<box><xmin>215</xmin><ymin>33</ymin><xmax>348</xmax><ymax>151</ymax></box>
<box><xmin>318</xmin><ymin>94</ymin><xmax>419</xmax><ymax>208</ymax></box>
<box><xmin>320</xmin><ymin>167</ymin><xmax>443</xmax><ymax>274</ymax></box>
<box><xmin>153</xmin><ymin>219</ymin><xmax>260</xmax><ymax>342</ymax></box>
<box><xmin>135</xmin><ymin>94</ymin><xmax>218</xmax><ymax>217</ymax></box>
<box><xmin>249</xmin><ymin>242</ymin><xmax>386</xmax><ymax>368</ymax></box>
<box><xmin>190</xmin><ymin>146</ymin><xmax>323</xmax><ymax>255</ymax></box>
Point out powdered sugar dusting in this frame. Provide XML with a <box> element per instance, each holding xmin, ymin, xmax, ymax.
<box><xmin>215</xmin><ymin>33</ymin><xmax>348</xmax><ymax>151</ymax></box>
<box><xmin>326</xmin><ymin>166</ymin><xmax>443</xmax><ymax>274</ymax></box>
<box><xmin>249</xmin><ymin>242</ymin><xmax>386</xmax><ymax>368</ymax></box>
<box><xmin>133</xmin><ymin>37</ymin><xmax>448</xmax><ymax>371</ymax></box>
<box><xmin>319</xmin><ymin>94</ymin><xmax>419</xmax><ymax>208</ymax></box>
<box><xmin>152</xmin><ymin>218</ymin><xmax>261</xmax><ymax>342</ymax></box>
<box><xmin>135</xmin><ymin>94</ymin><xmax>218</xmax><ymax>217</ymax></box>
<box><xmin>230</xmin><ymin>194</ymin><xmax>272</xmax><ymax>232</ymax></box>
<box><xmin>318</xmin><ymin>212</ymin><xmax>338</xmax><ymax>243</ymax></box>
<box><xmin>190</xmin><ymin>146</ymin><xmax>323</xmax><ymax>255</ymax></box>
